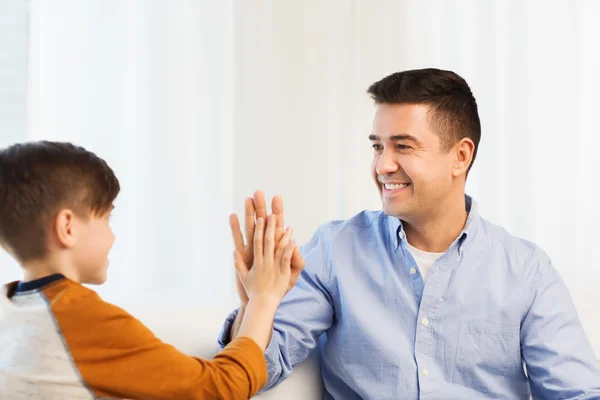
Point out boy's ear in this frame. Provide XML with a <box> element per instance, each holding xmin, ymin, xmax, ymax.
<box><xmin>54</xmin><ymin>209</ymin><xmax>77</xmax><ymax>249</ymax></box>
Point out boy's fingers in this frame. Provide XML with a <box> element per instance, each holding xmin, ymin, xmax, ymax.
<box><xmin>281</xmin><ymin>240</ymin><xmax>295</xmax><ymax>272</ymax></box>
<box><xmin>272</xmin><ymin>195</ymin><xmax>285</xmax><ymax>241</ymax></box>
<box><xmin>264</xmin><ymin>214</ymin><xmax>276</xmax><ymax>262</ymax></box>
<box><xmin>229</xmin><ymin>214</ymin><xmax>245</xmax><ymax>252</ymax></box>
<box><xmin>275</xmin><ymin>227</ymin><xmax>293</xmax><ymax>264</ymax></box>
<box><xmin>244</xmin><ymin>198</ymin><xmax>255</xmax><ymax>250</ymax></box>
<box><xmin>253</xmin><ymin>217</ymin><xmax>266</xmax><ymax>263</ymax></box>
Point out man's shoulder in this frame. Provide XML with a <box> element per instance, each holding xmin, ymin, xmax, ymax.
<box><xmin>315</xmin><ymin>210</ymin><xmax>388</xmax><ymax>239</ymax></box>
<box><xmin>300</xmin><ymin>210</ymin><xmax>389</xmax><ymax>280</ymax></box>
<box><xmin>477</xmin><ymin>217</ymin><xmax>551</xmax><ymax>269</ymax></box>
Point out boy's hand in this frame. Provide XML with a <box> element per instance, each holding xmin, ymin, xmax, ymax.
<box><xmin>229</xmin><ymin>191</ymin><xmax>305</xmax><ymax>305</ymax></box>
<box><xmin>233</xmin><ymin>214</ymin><xmax>295</xmax><ymax>305</ymax></box>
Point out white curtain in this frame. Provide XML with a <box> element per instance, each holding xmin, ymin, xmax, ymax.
<box><xmin>233</xmin><ymin>0</ymin><xmax>600</xmax><ymax>357</ymax></box>
<box><xmin>1</xmin><ymin>0</ymin><xmax>599</xmax><ymax>356</ymax></box>
<box><xmin>0</xmin><ymin>0</ymin><xmax>29</xmax><ymax>283</ymax></box>
<box><xmin>24</xmin><ymin>0</ymin><xmax>236</xmax><ymax>311</ymax></box>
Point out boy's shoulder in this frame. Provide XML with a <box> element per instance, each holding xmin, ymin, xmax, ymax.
<box><xmin>37</xmin><ymin>279</ymin><xmax>160</xmax><ymax>356</ymax></box>
<box><xmin>44</xmin><ymin>279</ymin><xmax>142</xmax><ymax>329</ymax></box>
<box><xmin>42</xmin><ymin>278</ymin><xmax>100</xmax><ymax>304</ymax></box>
<box><xmin>41</xmin><ymin>278</ymin><xmax>125</xmax><ymax>319</ymax></box>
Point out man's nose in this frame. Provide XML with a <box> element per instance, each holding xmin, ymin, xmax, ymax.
<box><xmin>376</xmin><ymin>150</ymin><xmax>399</xmax><ymax>176</ymax></box>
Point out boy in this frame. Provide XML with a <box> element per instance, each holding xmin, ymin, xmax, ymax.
<box><xmin>0</xmin><ymin>141</ymin><xmax>298</xmax><ymax>399</ymax></box>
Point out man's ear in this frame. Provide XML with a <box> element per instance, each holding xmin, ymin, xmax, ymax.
<box><xmin>53</xmin><ymin>209</ymin><xmax>77</xmax><ymax>249</ymax></box>
<box><xmin>452</xmin><ymin>138</ymin><xmax>475</xmax><ymax>178</ymax></box>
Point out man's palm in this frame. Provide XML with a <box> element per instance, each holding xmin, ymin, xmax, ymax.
<box><xmin>229</xmin><ymin>191</ymin><xmax>304</xmax><ymax>304</ymax></box>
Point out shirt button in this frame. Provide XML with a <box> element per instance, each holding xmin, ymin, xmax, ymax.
<box><xmin>410</xmin><ymin>267</ymin><xmax>417</xmax><ymax>275</ymax></box>
<box><xmin>422</xmin><ymin>317</ymin><xmax>430</xmax><ymax>326</ymax></box>
<box><xmin>423</xmin><ymin>368</ymin><xmax>429</xmax><ymax>377</ymax></box>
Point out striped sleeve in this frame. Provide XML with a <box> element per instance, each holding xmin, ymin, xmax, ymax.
<box><xmin>42</xmin><ymin>281</ymin><xmax>267</xmax><ymax>400</ymax></box>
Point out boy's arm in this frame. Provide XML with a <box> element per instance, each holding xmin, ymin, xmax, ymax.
<box><xmin>44</xmin><ymin>281</ymin><xmax>269</xmax><ymax>400</ymax></box>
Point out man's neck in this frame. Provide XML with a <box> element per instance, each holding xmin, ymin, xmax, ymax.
<box><xmin>402</xmin><ymin>195</ymin><xmax>468</xmax><ymax>253</ymax></box>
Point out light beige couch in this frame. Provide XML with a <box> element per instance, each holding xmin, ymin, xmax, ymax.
<box><xmin>135</xmin><ymin>307</ymin><xmax>324</xmax><ymax>399</ymax></box>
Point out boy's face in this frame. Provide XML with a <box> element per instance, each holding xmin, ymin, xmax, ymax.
<box><xmin>72</xmin><ymin>208</ymin><xmax>115</xmax><ymax>285</ymax></box>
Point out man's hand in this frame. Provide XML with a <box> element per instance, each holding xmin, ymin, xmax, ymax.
<box><xmin>231</xmin><ymin>214</ymin><xmax>296</xmax><ymax>351</ymax></box>
<box><xmin>234</xmin><ymin>214</ymin><xmax>295</xmax><ymax>304</ymax></box>
<box><xmin>229</xmin><ymin>190</ymin><xmax>305</xmax><ymax>306</ymax></box>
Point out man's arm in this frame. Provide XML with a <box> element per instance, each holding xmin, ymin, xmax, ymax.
<box><xmin>521</xmin><ymin>256</ymin><xmax>600</xmax><ymax>399</ymax></box>
<box><xmin>220</xmin><ymin>226</ymin><xmax>335</xmax><ymax>391</ymax></box>
<box><xmin>227</xmin><ymin>191</ymin><xmax>306</xmax><ymax>355</ymax></box>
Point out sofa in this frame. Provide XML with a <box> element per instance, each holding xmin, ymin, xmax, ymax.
<box><xmin>135</xmin><ymin>307</ymin><xmax>324</xmax><ymax>399</ymax></box>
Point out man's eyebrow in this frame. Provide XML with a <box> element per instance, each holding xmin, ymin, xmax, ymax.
<box><xmin>369</xmin><ymin>134</ymin><xmax>422</xmax><ymax>145</ymax></box>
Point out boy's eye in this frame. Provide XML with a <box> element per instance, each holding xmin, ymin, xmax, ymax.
<box><xmin>372</xmin><ymin>144</ymin><xmax>383</xmax><ymax>151</ymax></box>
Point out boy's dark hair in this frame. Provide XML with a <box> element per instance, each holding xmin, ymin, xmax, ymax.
<box><xmin>367</xmin><ymin>68</ymin><xmax>481</xmax><ymax>173</ymax></box>
<box><xmin>0</xmin><ymin>141</ymin><xmax>120</xmax><ymax>262</ymax></box>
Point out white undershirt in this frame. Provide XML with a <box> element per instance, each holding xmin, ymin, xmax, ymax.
<box><xmin>406</xmin><ymin>242</ymin><xmax>444</xmax><ymax>282</ymax></box>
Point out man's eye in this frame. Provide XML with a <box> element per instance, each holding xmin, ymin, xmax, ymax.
<box><xmin>372</xmin><ymin>144</ymin><xmax>383</xmax><ymax>151</ymax></box>
<box><xmin>397</xmin><ymin>144</ymin><xmax>411</xmax><ymax>150</ymax></box>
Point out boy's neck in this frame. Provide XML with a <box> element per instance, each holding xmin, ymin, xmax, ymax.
<box><xmin>21</xmin><ymin>256</ymin><xmax>80</xmax><ymax>283</ymax></box>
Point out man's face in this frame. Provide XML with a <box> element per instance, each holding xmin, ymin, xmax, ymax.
<box><xmin>370</xmin><ymin>103</ymin><xmax>456</xmax><ymax>221</ymax></box>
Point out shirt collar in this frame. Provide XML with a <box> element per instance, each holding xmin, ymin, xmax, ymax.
<box><xmin>14</xmin><ymin>273</ymin><xmax>66</xmax><ymax>294</ymax></box>
<box><xmin>388</xmin><ymin>194</ymin><xmax>480</xmax><ymax>253</ymax></box>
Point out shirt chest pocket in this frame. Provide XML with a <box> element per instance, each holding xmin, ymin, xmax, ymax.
<box><xmin>453</xmin><ymin>320</ymin><xmax>525</xmax><ymax>394</ymax></box>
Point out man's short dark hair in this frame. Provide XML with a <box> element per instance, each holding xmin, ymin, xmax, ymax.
<box><xmin>367</xmin><ymin>68</ymin><xmax>481</xmax><ymax>173</ymax></box>
<box><xmin>0</xmin><ymin>141</ymin><xmax>120</xmax><ymax>262</ymax></box>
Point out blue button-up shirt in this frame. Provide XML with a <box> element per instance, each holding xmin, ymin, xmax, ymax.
<box><xmin>219</xmin><ymin>198</ymin><xmax>600</xmax><ymax>399</ymax></box>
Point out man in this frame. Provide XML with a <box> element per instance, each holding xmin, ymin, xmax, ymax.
<box><xmin>219</xmin><ymin>69</ymin><xmax>600</xmax><ymax>399</ymax></box>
